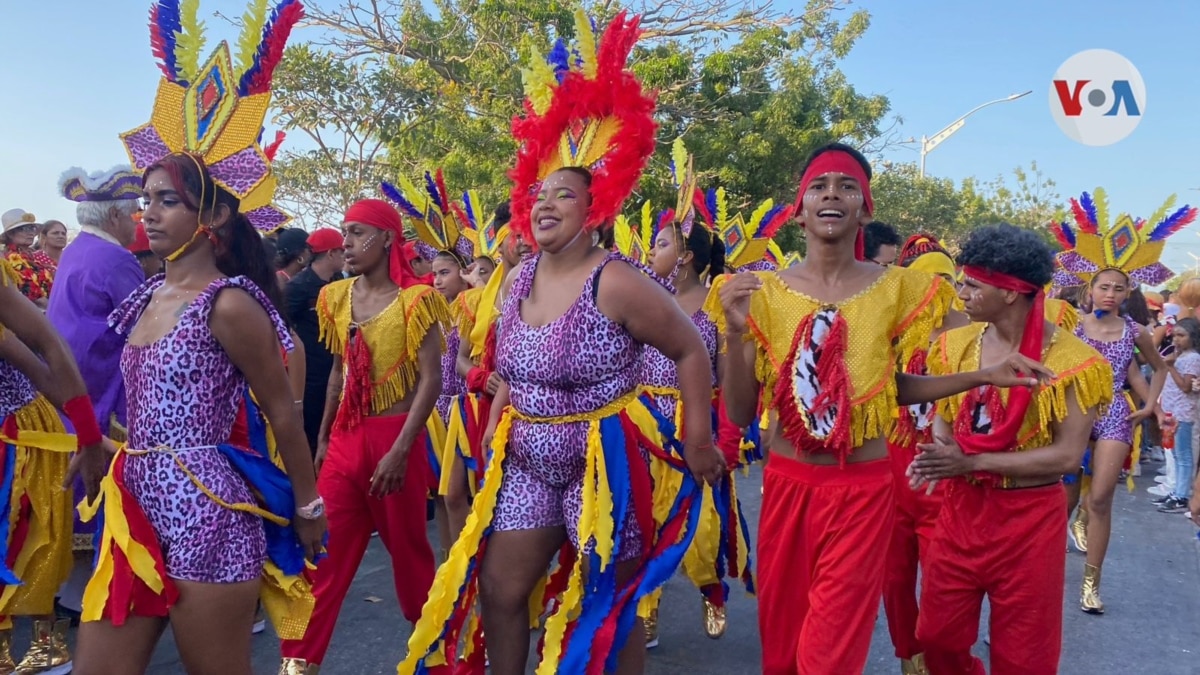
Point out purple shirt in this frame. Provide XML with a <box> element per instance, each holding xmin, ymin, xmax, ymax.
<box><xmin>46</xmin><ymin>231</ymin><xmax>144</xmax><ymax>429</ymax></box>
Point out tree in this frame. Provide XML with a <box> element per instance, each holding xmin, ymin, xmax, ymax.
<box><xmin>980</xmin><ymin>161</ymin><xmax>1061</xmax><ymax>232</ymax></box>
<box><xmin>269</xmin><ymin>0</ymin><xmax>897</xmax><ymax>232</ymax></box>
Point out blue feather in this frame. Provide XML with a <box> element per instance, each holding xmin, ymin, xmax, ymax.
<box><xmin>380</xmin><ymin>182</ymin><xmax>423</xmax><ymax>219</ymax></box>
<box><xmin>1080</xmin><ymin>192</ymin><xmax>1098</xmax><ymax>228</ymax></box>
<box><xmin>1148</xmin><ymin>206</ymin><xmax>1197</xmax><ymax>242</ymax></box>
<box><xmin>424</xmin><ymin>172</ymin><xmax>443</xmax><ymax>211</ymax></box>
<box><xmin>756</xmin><ymin>205</ymin><xmax>784</xmax><ymax>238</ymax></box>
<box><xmin>462</xmin><ymin>192</ymin><xmax>478</xmax><ymax>229</ymax></box>
<box><xmin>1061</xmin><ymin>221</ymin><xmax>1076</xmax><ymax>248</ymax></box>
<box><xmin>705</xmin><ymin>189</ymin><xmax>718</xmax><ymax>225</ymax></box>
<box><xmin>548</xmin><ymin>40</ymin><xmax>571</xmax><ymax>83</ymax></box>
<box><xmin>237</xmin><ymin>0</ymin><xmax>301</xmax><ymax>95</ymax></box>
<box><xmin>153</xmin><ymin>0</ymin><xmax>183</xmax><ymax>82</ymax></box>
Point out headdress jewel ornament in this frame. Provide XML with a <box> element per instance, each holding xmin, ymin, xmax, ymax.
<box><xmin>59</xmin><ymin>166</ymin><xmax>143</xmax><ymax>203</ymax></box>
<box><xmin>510</xmin><ymin>10</ymin><xmax>657</xmax><ymax>240</ymax></box>
<box><xmin>1050</xmin><ymin>188</ymin><xmax>1197</xmax><ymax>287</ymax></box>
<box><xmin>381</xmin><ymin>170</ymin><xmax>474</xmax><ymax>263</ymax></box>
<box><xmin>120</xmin><ymin>0</ymin><xmax>304</xmax><ymax>233</ymax></box>
<box><xmin>460</xmin><ymin>191</ymin><xmax>509</xmax><ymax>262</ymax></box>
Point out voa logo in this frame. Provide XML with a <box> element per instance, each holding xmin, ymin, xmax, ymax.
<box><xmin>1050</xmin><ymin>49</ymin><xmax>1145</xmax><ymax>147</ymax></box>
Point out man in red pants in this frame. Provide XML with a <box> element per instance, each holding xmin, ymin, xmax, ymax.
<box><xmin>910</xmin><ymin>223</ymin><xmax>1111</xmax><ymax>675</ymax></box>
<box><xmin>279</xmin><ymin>199</ymin><xmax>448</xmax><ymax>675</ymax></box>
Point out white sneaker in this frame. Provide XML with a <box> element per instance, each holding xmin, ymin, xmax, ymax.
<box><xmin>1156</xmin><ymin>475</ymin><xmax>1170</xmax><ymax>484</ymax></box>
<box><xmin>1148</xmin><ymin>484</ymin><xmax>1171</xmax><ymax>497</ymax></box>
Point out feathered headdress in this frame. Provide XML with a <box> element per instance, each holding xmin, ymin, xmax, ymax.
<box><xmin>697</xmin><ymin>188</ymin><xmax>794</xmax><ymax>272</ymax></box>
<box><xmin>510</xmin><ymin>10</ymin><xmax>657</xmax><ymax>239</ymax></box>
<box><xmin>121</xmin><ymin>0</ymin><xmax>303</xmax><ymax>232</ymax></box>
<box><xmin>460</xmin><ymin>191</ymin><xmax>509</xmax><ymax>262</ymax></box>
<box><xmin>612</xmin><ymin>200</ymin><xmax>659</xmax><ymax>265</ymax></box>
<box><xmin>764</xmin><ymin>240</ymin><xmax>802</xmax><ymax>270</ymax></box>
<box><xmin>380</xmin><ymin>170</ymin><xmax>474</xmax><ymax>263</ymax></box>
<box><xmin>59</xmin><ymin>166</ymin><xmax>143</xmax><ymax>203</ymax></box>
<box><xmin>1051</xmin><ymin>188</ymin><xmax>1197</xmax><ymax>287</ymax></box>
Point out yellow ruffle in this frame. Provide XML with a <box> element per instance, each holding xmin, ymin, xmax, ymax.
<box><xmin>261</xmin><ymin>561</ymin><xmax>316</xmax><ymax>641</ymax></box>
<box><xmin>468</xmin><ymin>268</ymin><xmax>504</xmax><ymax>362</ymax></box>
<box><xmin>318</xmin><ymin>282</ymin><xmax>450</xmax><ymax>415</ymax></box>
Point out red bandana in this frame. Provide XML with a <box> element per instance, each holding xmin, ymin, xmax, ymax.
<box><xmin>343</xmin><ymin>199</ymin><xmax>423</xmax><ymax>289</ymax></box>
<box><xmin>956</xmin><ymin>266</ymin><xmax>1045</xmax><ymax>460</ymax></box>
<box><xmin>797</xmin><ymin>151</ymin><xmax>874</xmax><ymax>261</ymax></box>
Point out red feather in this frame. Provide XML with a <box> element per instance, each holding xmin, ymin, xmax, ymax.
<box><xmin>435</xmin><ymin>169</ymin><xmax>451</xmax><ymax>215</ymax></box>
<box><xmin>148</xmin><ymin>6</ymin><xmax>173</xmax><ymax>80</ymax></box>
<box><xmin>1048</xmin><ymin>222</ymin><xmax>1072</xmax><ymax>250</ymax></box>
<box><xmin>263</xmin><ymin>130</ymin><xmax>286</xmax><ymax>161</ymax></box>
<box><xmin>1070</xmin><ymin>198</ymin><xmax>1096</xmax><ymax>233</ymax></box>
<box><xmin>692</xmin><ymin>188</ymin><xmax>713</xmax><ymax>226</ymax></box>
<box><xmin>761</xmin><ymin>204</ymin><xmax>796</xmax><ymax>239</ymax></box>
<box><xmin>246</xmin><ymin>2</ymin><xmax>305</xmax><ymax>94</ymax></box>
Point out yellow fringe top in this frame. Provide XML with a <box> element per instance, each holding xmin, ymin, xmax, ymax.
<box><xmin>704</xmin><ymin>267</ymin><xmax>957</xmax><ymax>449</ymax></box>
<box><xmin>451</xmin><ymin>287</ymin><xmax>488</xmax><ymax>362</ymax></box>
<box><xmin>317</xmin><ymin>280</ymin><xmax>449</xmax><ymax>415</ymax></box>
<box><xmin>929</xmin><ymin>322</ymin><xmax>1113</xmax><ymax>454</ymax></box>
<box><xmin>1046</xmin><ymin>297</ymin><xmax>1080</xmax><ymax>331</ymax></box>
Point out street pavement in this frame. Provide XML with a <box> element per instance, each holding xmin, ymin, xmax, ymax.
<box><xmin>49</xmin><ymin>457</ymin><xmax>1191</xmax><ymax>673</ymax></box>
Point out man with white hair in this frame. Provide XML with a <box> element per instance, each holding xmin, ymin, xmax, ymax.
<box><xmin>44</xmin><ymin>165</ymin><xmax>143</xmax><ymax>635</ymax></box>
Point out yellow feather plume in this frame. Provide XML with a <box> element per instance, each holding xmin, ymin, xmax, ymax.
<box><xmin>574</xmin><ymin>9</ymin><xmax>598</xmax><ymax>79</ymax></box>
<box><xmin>175</xmin><ymin>0</ymin><xmax>207</xmax><ymax>82</ymax></box>
<box><xmin>1091</xmin><ymin>187</ymin><xmax>1110</xmax><ymax>233</ymax></box>
<box><xmin>613</xmin><ymin>215</ymin><xmax>636</xmax><ymax>259</ymax></box>
<box><xmin>1146</xmin><ymin>193</ymin><xmax>1177</xmax><ymax>232</ymax></box>
<box><xmin>522</xmin><ymin>49</ymin><xmax>557</xmax><ymax>116</ymax></box>
<box><xmin>747</xmin><ymin>199</ymin><xmax>774</xmax><ymax>233</ymax></box>
<box><xmin>235</xmin><ymin>0</ymin><xmax>269</xmax><ymax>79</ymax></box>
<box><xmin>715</xmin><ymin>187</ymin><xmax>729</xmax><ymax>231</ymax></box>
<box><xmin>639</xmin><ymin>200</ymin><xmax>655</xmax><ymax>249</ymax></box>
<box><xmin>670</xmin><ymin>138</ymin><xmax>688</xmax><ymax>187</ymax></box>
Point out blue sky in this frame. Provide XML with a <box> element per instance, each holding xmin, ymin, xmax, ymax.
<box><xmin>5</xmin><ymin>0</ymin><xmax>1199</xmax><ymax>278</ymax></box>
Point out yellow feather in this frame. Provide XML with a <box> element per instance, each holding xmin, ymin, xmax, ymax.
<box><xmin>1146</xmin><ymin>193</ymin><xmax>1177</xmax><ymax>232</ymax></box>
<box><xmin>175</xmin><ymin>0</ymin><xmax>207</xmax><ymax>81</ymax></box>
<box><xmin>235</xmin><ymin>0</ymin><xmax>269</xmax><ymax>79</ymax></box>
<box><xmin>521</xmin><ymin>51</ymin><xmax>557</xmax><ymax>116</ymax></box>
<box><xmin>747</xmin><ymin>199</ymin><xmax>774</xmax><ymax>233</ymax></box>
<box><xmin>671</xmin><ymin>138</ymin><xmax>688</xmax><ymax>186</ymax></box>
<box><xmin>613</xmin><ymin>215</ymin><xmax>633</xmax><ymax>258</ymax></box>
<box><xmin>639</xmin><ymin>200</ymin><xmax>654</xmax><ymax>248</ymax></box>
<box><xmin>716</xmin><ymin>188</ymin><xmax>729</xmax><ymax>231</ymax></box>
<box><xmin>1092</xmin><ymin>187</ymin><xmax>1110</xmax><ymax>234</ymax></box>
<box><xmin>574</xmin><ymin>9</ymin><xmax>598</xmax><ymax>79</ymax></box>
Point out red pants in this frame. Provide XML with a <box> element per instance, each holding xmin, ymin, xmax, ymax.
<box><xmin>757</xmin><ymin>454</ymin><xmax>893</xmax><ymax>675</ymax></box>
<box><xmin>916</xmin><ymin>481</ymin><xmax>1066</xmax><ymax>675</ymax></box>
<box><xmin>882</xmin><ymin>441</ymin><xmax>945</xmax><ymax>659</ymax></box>
<box><xmin>281</xmin><ymin>414</ymin><xmax>436</xmax><ymax>664</ymax></box>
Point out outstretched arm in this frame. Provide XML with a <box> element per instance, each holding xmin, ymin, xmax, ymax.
<box><xmin>896</xmin><ymin>352</ymin><xmax>1054</xmax><ymax>406</ymax></box>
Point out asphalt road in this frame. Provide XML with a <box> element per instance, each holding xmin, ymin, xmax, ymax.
<box><xmin>31</xmin><ymin>456</ymin><xmax>1193</xmax><ymax>674</ymax></box>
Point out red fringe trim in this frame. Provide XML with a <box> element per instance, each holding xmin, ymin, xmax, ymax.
<box><xmin>104</xmin><ymin>453</ymin><xmax>179</xmax><ymax>625</ymax></box>
<box><xmin>772</xmin><ymin>312</ymin><xmax>854</xmax><ymax>465</ymax></box>
<box><xmin>333</xmin><ymin>329</ymin><xmax>373</xmax><ymax>432</ymax></box>
<box><xmin>892</xmin><ymin>348</ymin><xmax>929</xmax><ymax>446</ymax></box>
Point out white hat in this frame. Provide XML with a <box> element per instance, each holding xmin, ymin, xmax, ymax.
<box><xmin>1</xmin><ymin>209</ymin><xmax>39</xmax><ymax>234</ymax></box>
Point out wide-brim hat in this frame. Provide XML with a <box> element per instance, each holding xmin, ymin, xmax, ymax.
<box><xmin>1</xmin><ymin>209</ymin><xmax>39</xmax><ymax>235</ymax></box>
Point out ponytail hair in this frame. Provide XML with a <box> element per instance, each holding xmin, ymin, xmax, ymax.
<box><xmin>144</xmin><ymin>153</ymin><xmax>286</xmax><ymax>322</ymax></box>
<box><xmin>678</xmin><ymin>224</ymin><xmax>725</xmax><ymax>285</ymax></box>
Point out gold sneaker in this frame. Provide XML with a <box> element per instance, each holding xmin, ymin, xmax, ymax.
<box><xmin>901</xmin><ymin>653</ymin><xmax>930</xmax><ymax>675</ymax></box>
<box><xmin>1069</xmin><ymin>508</ymin><xmax>1088</xmax><ymax>553</ymax></box>
<box><xmin>278</xmin><ymin>658</ymin><xmax>320</xmax><ymax>675</ymax></box>
<box><xmin>0</xmin><ymin>630</ymin><xmax>15</xmax><ymax>675</ymax></box>
<box><xmin>1081</xmin><ymin>563</ymin><xmax>1104</xmax><ymax>614</ymax></box>
<box><xmin>702</xmin><ymin>597</ymin><xmax>727</xmax><ymax>639</ymax></box>
<box><xmin>644</xmin><ymin>608</ymin><xmax>659</xmax><ymax>649</ymax></box>
<box><xmin>14</xmin><ymin>619</ymin><xmax>71</xmax><ymax>675</ymax></box>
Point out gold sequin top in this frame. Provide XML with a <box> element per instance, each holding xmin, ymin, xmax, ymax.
<box><xmin>705</xmin><ymin>266</ymin><xmax>957</xmax><ymax>450</ymax></box>
<box><xmin>929</xmin><ymin>322</ymin><xmax>1112</xmax><ymax>459</ymax></box>
<box><xmin>451</xmin><ymin>287</ymin><xmax>486</xmax><ymax>362</ymax></box>
<box><xmin>317</xmin><ymin>279</ymin><xmax>450</xmax><ymax>415</ymax></box>
<box><xmin>1046</xmin><ymin>298</ymin><xmax>1080</xmax><ymax>331</ymax></box>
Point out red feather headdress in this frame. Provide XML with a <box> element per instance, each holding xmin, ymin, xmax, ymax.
<box><xmin>509</xmin><ymin>10</ymin><xmax>657</xmax><ymax>240</ymax></box>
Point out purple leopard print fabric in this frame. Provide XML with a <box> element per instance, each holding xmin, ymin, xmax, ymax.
<box><xmin>0</xmin><ymin>359</ymin><xmax>38</xmax><ymax>421</ymax></box>
<box><xmin>112</xmin><ymin>275</ymin><xmax>292</xmax><ymax>583</ymax></box>
<box><xmin>639</xmin><ymin>309</ymin><xmax>717</xmax><ymax>421</ymax></box>
<box><xmin>209</xmin><ymin>146</ymin><xmax>269</xmax><ymax>196</ymax></box>
<box><xmin>491</xmin><ymin>252</ymin><xmax>646</xmax><ymax>559</ymax></box>
<box><xmin>1074</xmin><ymin>314</ymin><xmax>1138</xmax><ymax>444</ymax></box>
<box><xmin>437</xmin><ymin>327</ymin><xmax>465</xmax><ymax>423</ymax></box>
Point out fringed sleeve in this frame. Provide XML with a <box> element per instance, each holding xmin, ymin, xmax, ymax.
<box><xmin>451</xmin><ymin>288</ymin><xmax>482</xmax><ymax>338</ymax></box>
<box><xmin>892</xmin><ymin>273</ymin><xmax>957</xmax><ymax>372</ymax></box>
<box><xmin>703</xmin><ymin>275</ymin><xmax>774</xmax><ymax>400</ymax></box>
<box><xmin>316</xmin><ymin>278</ymin><xmax>353</xmax><ymax>357</ymax></box>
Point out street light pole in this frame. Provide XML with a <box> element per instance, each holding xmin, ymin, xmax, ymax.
<box><xmin>919</xmin><ymin>90</ymin><xmax>1033</xmax><ymax>178</ymax></box>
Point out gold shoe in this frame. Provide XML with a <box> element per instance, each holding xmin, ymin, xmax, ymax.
<box><xmin>702</xmin><ymin>597</ymin><xmax>727</xmax><ymax>639</ymax></box>
<box><xmin>14</xmin><ymin>619</ymin><xmax>71</xmax><ymax>675</ymax></box>
<box><xmin>279</xmin><ymin>658</ymin><xmax>320</xmax><ymax>675</ymax></box>
<box><xmin>644</xmin><ymin>608</ymin><xmax>659</xmax><ymax>649</ymax></box>
<box><xmin>0</xmin><ymin>630</ymin><xmax>14</xmax><ymax>675</ymax></box>
<box><xmin>1070</xmin><ymin>508</ymin><xmax>1088</xmax><ymax>553</ymax></box>
<box><xmin>1081</xmin><ymin>563</ymin><xmax>1104</xmax><ymax>614</ymax></box>
<box><xmin>901</xmin><ymin>653</ymin><xmax>930</xmax><ymax>675</ymax></box>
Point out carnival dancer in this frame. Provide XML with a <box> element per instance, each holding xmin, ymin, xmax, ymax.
<box><xmin>710</xmin><ymin>143</ymin><xmax>1052</xmax><ymax>675</ymax></box>
<box><xmin>1050</xmin><ymin>189</ymin><xmax>1185</xmax><ymax>614</ymax></box>
<box><xmin>630</xmin><ymin>141</ymin><xmax>761</xmax><ymax>647</ymax></box>
<box><xmin>278</xmin><ymin>198</ymin><xmax>447</xmax><ymax>674</ymax></box>
<box><xmin>0</xmin><ymin>260</ymin><xmax>110</xmax><ymax>674</ymax></box>
<box><xmin>382</xmin><ymin>171</ymin><xmax>477</xmax><ymax>560</ymax></box>
<box><xmin>74</xmin><ymin>2</ymin><xmax>324</xmax><ymax>672</ymax></box>
<box><xmin>1</xmin><ymin>210</ymin><xmax>55</xmax><ymax>308</ymax></box>
<box><xmin>441</xmin><ymin>199</ymin><xmax>525</xmax><ymax>545</ymax></box>
<box><xmin>883</xmin><ymin>233</ymin><xmax>970</xmax><ymax>675</ymax></box>
<box><xmin>401</xmin><ymin>12</ymin><xmax>724</xmax><ymax>675</ymax></box>
<box><xmin>45</xmin><ymin>165</ymin><xmax>143</xmax><ymax>621</ymax></box>
<box><xmin>910</xmin><ymin>223</ymin><xmax>1113</xmax><ymax>674</ymax></box>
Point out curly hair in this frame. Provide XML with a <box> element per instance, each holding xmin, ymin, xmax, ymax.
<box><xmin>956</xmin><ymin>223</ymin><xmax>1054</xmax><ymax>289</ymax></box>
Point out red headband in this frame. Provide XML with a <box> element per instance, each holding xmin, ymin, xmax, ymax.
<box><xmin>957</xmin><ymin>265</ymin><xmax>1046</xmax><ymax>459</ymax></box>
<box><xmin>797</xmin><ymin>150</ymin><xmax>873</xmax><ymax>261</ymax></box>
<box><xmin>343</xmin><ymin>199</ymin><xmax>422</xmax><ymax>289</ymax></box>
